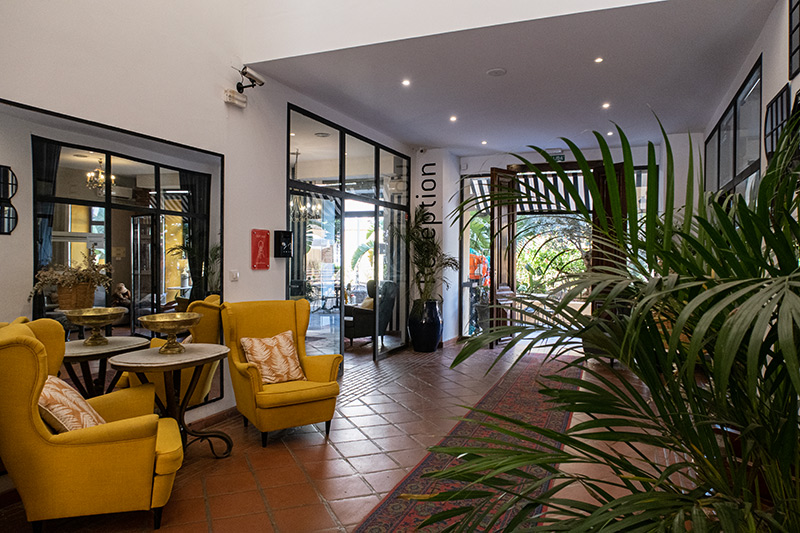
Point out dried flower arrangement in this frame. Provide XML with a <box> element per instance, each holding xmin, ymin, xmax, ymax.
<box><xmin>28</xmin><ymin>245</ymin><xmax>113</xmax><ymax>302</ymax></box>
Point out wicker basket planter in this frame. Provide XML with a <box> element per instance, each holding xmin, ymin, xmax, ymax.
<box><xmin>57</xmin><ymin>283</ymin><xmax>96</xmax><ymax>310</ymax></box>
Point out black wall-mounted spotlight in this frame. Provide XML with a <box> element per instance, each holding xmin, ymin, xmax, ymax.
<box><xmin>236</xmin><ymin>66</ymin><xmax>266</xmax><ymax>93</ymax></box>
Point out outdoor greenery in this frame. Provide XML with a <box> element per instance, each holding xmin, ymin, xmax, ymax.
<box><xmin>515</xmin><ymin>215</ymin><xmax>589</xmax><ymax>294</ymax></box>
<box><xmin>415</xmin><ymin>118</ymin><xmax>800</xmax><ymax>531</ymax></box>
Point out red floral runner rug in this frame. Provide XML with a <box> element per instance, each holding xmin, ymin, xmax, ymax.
<box><xmin>355</xmin><ymin>353</ymin><xmax>580</xmax><ymax>532</ymax></box>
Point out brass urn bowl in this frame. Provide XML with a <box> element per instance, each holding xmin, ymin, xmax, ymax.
<box><xmin>138</xmin><ymin>312</ymin><xmax>201</xmax><ymax>354</ymax></box>
<box><xmin>63</xmin><ymin>307</ymin><xmax>128</xmax><ymax>346</ymax></box>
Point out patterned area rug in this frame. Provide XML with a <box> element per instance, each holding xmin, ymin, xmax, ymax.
<box><xmin>355</xmin><ymin>353</ymin><xmax>580</xmax><ymax>532</ymax></box>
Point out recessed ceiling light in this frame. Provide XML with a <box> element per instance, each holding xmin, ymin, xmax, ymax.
<box><xmin>602</xmin><ymin>102</ymin><xmax>610</xmax><ymax>109</ymax></box>
<box><xmin>607</xmin><ymin>131</ymin><xmax>614</xmax><ymax>136</ymax></box>
<box><xmin>481</xmin><ymin>141</ymin><xmax>488</xmax><ymax>145</ymax></box>
<box><xmin>595</xmin><ymin>57</ymin><xmax>604</xmax><ymax>63</ymax></box>
<box><xmin>486</xmin><ymin>68</ymin><xmax>507</xmax><ymax>77</ymax></box>
<box><xmin>450</xmin><ymin>116</ymin><xmax>457</xmax><ymax>122</ymax></box>
<box><xmin>402</xmin><ymin>79</ymin><xmax>411</xmax><ymax>86</ymax></box>
<box><xmin>290</xmin><ymin>132</ymin><xmax>295</xmax><ymax>136</ymax></box>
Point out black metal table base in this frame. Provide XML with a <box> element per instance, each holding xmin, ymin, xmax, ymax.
<box><xmin>135</xmin><ymin>366</ymin><xmax>232</xmax><ymax>459</ymax></box>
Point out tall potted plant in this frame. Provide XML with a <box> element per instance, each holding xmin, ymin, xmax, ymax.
<box><xmin>396</xmin><ymin>205</ymin><xmax>458</xmax><ymax>352</ymax></box>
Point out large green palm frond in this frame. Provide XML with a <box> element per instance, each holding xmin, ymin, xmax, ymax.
<box><xmin>420</xmin><ymin>115</ymin><xmax>800</xmax><ymax>531</ymax></box>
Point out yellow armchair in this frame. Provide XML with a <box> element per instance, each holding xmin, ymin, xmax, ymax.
<box><xmin>221</xmin><ymin>299</ymin><xmax>343</xmax><ymax>446</ymax></box>
<box><xmin>0</xmin><ymin>320</ymin><xmax>183</xmax><ymax>530</ymax></box>
<box><xmin>120</xmin><ymin>296</ymin><xmax>222</xmax><ymax>407</ymax></box>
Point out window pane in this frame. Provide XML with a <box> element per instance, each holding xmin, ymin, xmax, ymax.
<box><xmin>705</xmin><ymin>130</ymin><xmax>719</xmax><ymax>192</ymax></box>
<box><xmin>50</xmin><ymin>147</ymin><xmax>109</xmax><ymax>202</ymax></box>
<box><xmin>380</xmin><ymin>150</ymin><xmax>409</xmax><ymax>205</ymax></box>
<box><xmin>719</xmin><ymin>109</ymin><xmax>735</xmax><ymax>188</ymax></box>
<box><xmin>345</xmin><ymin>135</ymin><xmax>376</xmax><ymax>197</ymax></box>
<box><xmin>377</xmin><ymin>206</ymin><xmax>407</xmax><ymax>354</ymax></box>
<box><xmin>288</xmin><ymin>190</ymin><xmax>342</xmax><ymax>355</ymax></box>
<box><xmin>735</xmin><ymin>68</ymin><xmax>761</xmax><ymax>175</ymax></box>
<box><xmin>289</xmin><ymin>111</ymin><xmax>340</xmax><ymax>190</ymax></box>
<box><xmin>109</xmin><ymin>156</ymin><xmax>157</xmax><ymax>208</ymax></box>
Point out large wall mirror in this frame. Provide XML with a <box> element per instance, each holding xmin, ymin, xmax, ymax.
<box><xmin>2</xmin><ymin>99</ymin><xmax>225</xmax><ymax>409</ymax></box>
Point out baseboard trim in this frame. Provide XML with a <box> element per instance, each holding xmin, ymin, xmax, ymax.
<box><xmin>186</xmin><ymin>407</ymin><xmax>239</xmax><ymax>431</ymax></box>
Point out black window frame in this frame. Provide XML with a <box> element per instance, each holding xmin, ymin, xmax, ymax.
<box><xmin>704</xmin><ymin>57</ymin><xmax>762</xmax><ymax>195</ymax></box>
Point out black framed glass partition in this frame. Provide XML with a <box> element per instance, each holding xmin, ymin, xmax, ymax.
<box><xmin>287</xmin><ymin>105</ymin><xmax>410</xmax><ymax>362</ymax></box>
<box><xmin>704</xmin><ymin>58</ymin><xmax>762</xmax><ymax>199</ymax></box>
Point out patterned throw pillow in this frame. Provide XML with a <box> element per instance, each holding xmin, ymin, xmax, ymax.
<box><xmin>360</xmin><ymin>297</ymin><xmax>374</xmax><ymax>310</ymax></box>
<box><xmin>240</xmin><ymin>331</ymin><xmax>307</xmax><ymax>384</ymax></box>
<box><xmin>38</xmin><ymin>375</ymin><xmax>105</xmax><ymax>433</ymax></box>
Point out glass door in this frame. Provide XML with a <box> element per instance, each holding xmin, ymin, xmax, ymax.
<box><xmin>131</xmin><ymin>214</ymin><xmax>157</xmax><ymax>335</ymax></box>
<box><xmin>289</xmin><ymin>190</ymin><xmax>341</xmax><ymax>356</ymax></box>
<box><xmin>377</xmin><ymin>206</ymin><xmax>407</xmax><ymax>355</ymax></box>
<box><xmin>343</xmin><ymin>198</ymin><xmax>377</xmax><ymax>359</ymax></box>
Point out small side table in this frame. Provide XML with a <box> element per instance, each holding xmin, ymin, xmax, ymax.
<box><xmin>108</xmin><ymin>343</ymin><xmax>232</xmax><ymax>458</ymax></box>
<box><xmin>63</xmin><ymin>336</ymin><xmax>150</xmax><ymax>398</ymax></box>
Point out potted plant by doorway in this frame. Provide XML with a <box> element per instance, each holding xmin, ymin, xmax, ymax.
<box><xmin>395</xmin><ymin>205</ymin><xmax>458</xmax><ymax>352</ymax></box>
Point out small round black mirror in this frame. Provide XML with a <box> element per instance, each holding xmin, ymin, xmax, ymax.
<box><xmin>0</xmin><ymin>204</ymin><xmax>17</xmax><ymax>235</ymax></box>
<box><xmin>0</xmin><ymin>166</ymin><xmax>17</xmax><ymax>200</ymax></box>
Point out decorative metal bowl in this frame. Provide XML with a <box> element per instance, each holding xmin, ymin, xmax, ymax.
<box><xmin>63</xmin><ymin>307</ymin><xmax>128</xmax><ymax>346</ymax></box>
<box><xmin>138</xmin><ymin>312</ymin><xmax>202</xmax><ymax>354</ymax></box>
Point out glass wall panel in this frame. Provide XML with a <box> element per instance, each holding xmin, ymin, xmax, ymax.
<box><xmin>460</xmin><ymin>177</ymin><xmax>491</xmax><ymax>337</ymax></box>
<box><xmin>289</xmin><ymin>111</ymin><xmax>341</xmax><ymax>190</ymax></box>
<box><xmin>345</xmin><ymin>135</ymin><xmax>375</xmax><ymax>197</ymax></box>
<box><xmin>343</xmin><ymin>199</ymin><xmax>376</xmax><ymax>356</ymax></box>
<box><xmin>109</xmin><ymin>156</ymin><xmax>157</xmax><ymax>208</ymax></box>
<box><xmin>705</xmin><ymin>130</ymin><xmax>719</xmax><ymax>192</ymax></box>
<box><xmin>380</xmin><ymin>150</ymin><xmax>409</xmax><ymax>205</ymax></box>
<box><xmin>718</xmin><ymin>108</ymin><xmax>735</xmax><ymax>189</ymax></box>
<box><xmin>377</xmin><ymin>207</ymin><xmax>407</xmax><ymax>355</ymax></box>
<box><xmin>735</xmin><ymin>69</ymin><xmax>761</xmax><ymax>175</ymax></box>
<box><xmin>50</xmin><ymin>147</ymin><xmax>110</xmax><ymax>202</ymax></box>
<box><xmin>289</xmin><ymin>190</ymin><xmax>341</xmax><ymax>356</ymax></box>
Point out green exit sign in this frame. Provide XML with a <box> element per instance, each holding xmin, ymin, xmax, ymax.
<box><xmin>552</xmin><ymin>154</ymin><xmax>566</xmax><ymax>162</ymax></box>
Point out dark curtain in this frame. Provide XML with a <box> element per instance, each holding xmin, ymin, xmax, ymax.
<box><xmin>32</xmin><ymin>140</ymin><xmax>61</xmax><ymax>267</ymax></box>
<box><xmin>179</xmin><ymin>170</ymin><xmax>210</xmax><ymax>301</ymax></box>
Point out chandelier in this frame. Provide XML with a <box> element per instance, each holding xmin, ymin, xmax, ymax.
<box><xmin>86</xmin><ymin>159</ymin><xmax>116</xmax><ymax>191</ymax></box>
<box><xmin>290</xmin><ymin>199</ymin><xmax>322</xmax><ymax>222</ymax></box>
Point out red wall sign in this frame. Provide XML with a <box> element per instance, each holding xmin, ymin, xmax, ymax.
<box><xmin>251</xmin><ymin>229</ymin><xmax>270</xmax><ymax>270</ymax></box>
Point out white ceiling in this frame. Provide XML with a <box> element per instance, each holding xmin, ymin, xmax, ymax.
<box><xmin>251</xmin><ymin>0</ymin><xmax>777</xmax><ymax>157</ymax></box>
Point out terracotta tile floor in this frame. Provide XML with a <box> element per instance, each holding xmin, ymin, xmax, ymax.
<box><xmin>0</xmin><ymin>342</ymin><xmax>525</xmax><ymax>532</ymax></box>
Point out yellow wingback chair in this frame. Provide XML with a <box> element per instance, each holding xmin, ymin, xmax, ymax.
<box><xmin>121</xmin><ymin>295</ymin><xmax>222</xmax><ymax>407</ymax></box>
<box><xmin>0</xmin><ymin>319</ymin><xmax>183</xmax><ymax>530</ymax></box>
<box><xmin>0</xmin><ymin>317</ymin><xmax>65</xmax><ymax>376</ymax></box>
<box><xmin>221</xmin><ymin>299</ymin><xmax>343</xmax><ymax>447</ymax></box>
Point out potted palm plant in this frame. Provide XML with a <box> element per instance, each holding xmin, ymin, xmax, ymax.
<box><xmin>410</xmin><ymin>118</ymin><xmax>800</xmax><ymax>530</ymax></box>
<box><xmin>396</xmin><ymin>205</ymin><xmax>458</xmax><ymax>352</ymax></box>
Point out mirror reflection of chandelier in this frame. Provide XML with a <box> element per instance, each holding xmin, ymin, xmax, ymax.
<box><xmin>290</xmin><ymin>199</ymin><xmax>322</xmax><ymax>222</ymax></box>
<box><xmin>86</xmin><ymin>158</ymin><xmax>116</xmax><ymax>191</ymax></box>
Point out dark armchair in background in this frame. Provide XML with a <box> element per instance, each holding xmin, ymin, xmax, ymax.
<box><xmin>344</xmin><ymin>280</ymin><xmax>398</xmax><ymax>347</ymax></box>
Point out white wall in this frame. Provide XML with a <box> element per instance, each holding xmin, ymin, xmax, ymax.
<box><xmin>0</xmin><ymin>0</ymin><xmax>412</xmax><ymax>419</ymax></box>
<box><xmin>0</xmin><ymin>0</ymin><xmax>410</xmax><ymax>319</ymax></box>
<box><xmin>243</xmin><ymin>0</ymin><xmax>663</xmax><ymax>62</ymax></box>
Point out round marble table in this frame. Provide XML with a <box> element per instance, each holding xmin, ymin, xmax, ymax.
<box><xmin>63</xmin><ymin>336</ymin><xmax>150</xmax><ymax>398</ymax></box>
<box><xmin>108</xmin><ymin>343</ymin><xmax>232</xmax><ymax>458</ymax></box>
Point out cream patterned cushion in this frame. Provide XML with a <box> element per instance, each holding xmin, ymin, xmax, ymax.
<box><xmin>241</xmin><ymin>331</ymin><xmax>307</xmax><ymax>384</ymax></box>
<box><xmin>360</xmin><ymin>297</ymin><xmax>374</xmax><ymax>310</ymax></box>
<box><xmin>38</xmin><ymin>375</ymin><xmax>105</xmax><ymax>433</ymax></box>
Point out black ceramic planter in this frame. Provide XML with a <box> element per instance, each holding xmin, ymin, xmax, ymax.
<box><xmin>407</xmin><ymin>299</ymin><xmax>442</xmax><ymax>352</ymax></box>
